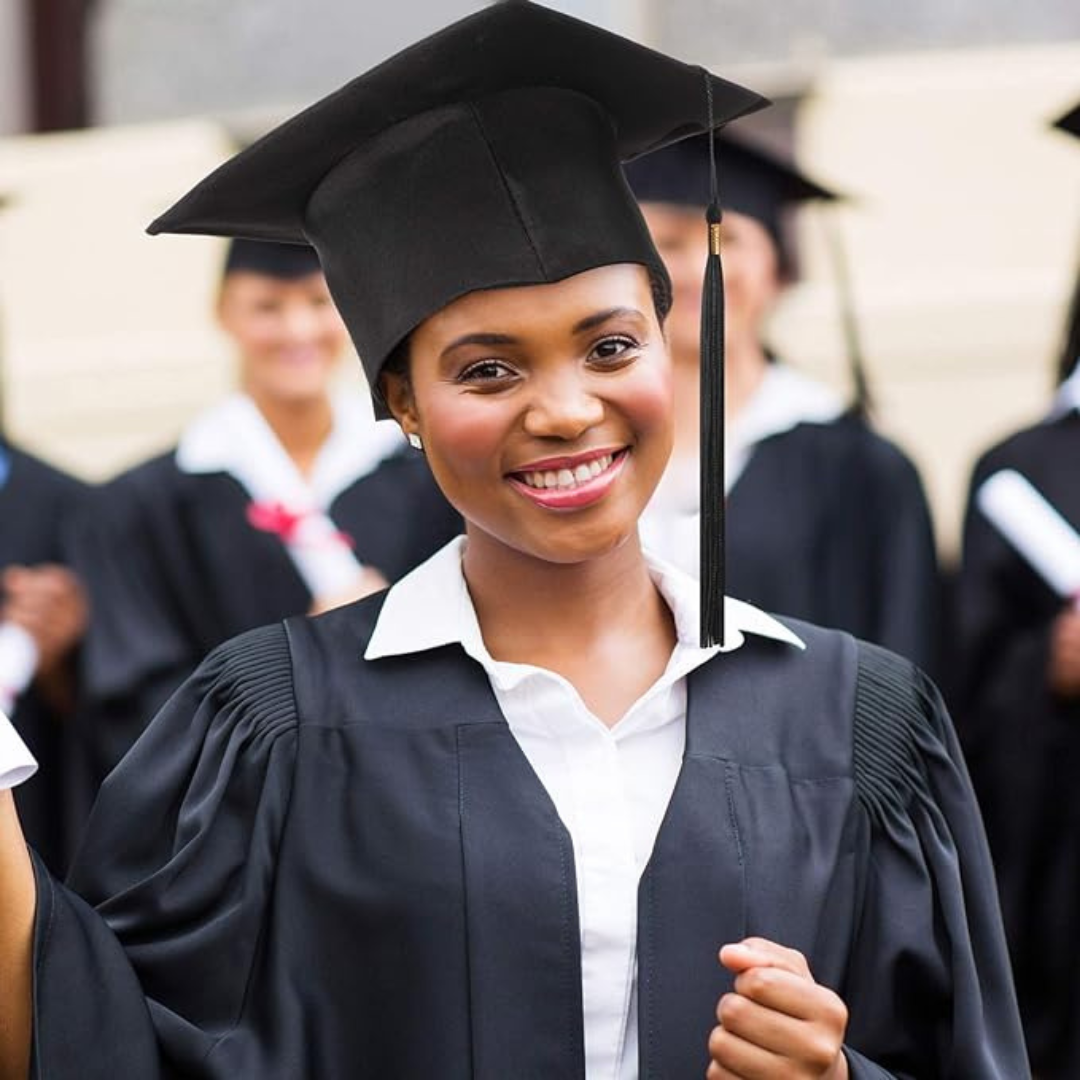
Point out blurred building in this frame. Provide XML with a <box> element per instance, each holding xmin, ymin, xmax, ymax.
<box><xmin>0</xmin><ymin>0</ymin><xmax>1078</xmax><ymax>555</ymax></box>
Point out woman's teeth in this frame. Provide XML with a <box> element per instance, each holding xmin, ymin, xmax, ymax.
<box><xmin>518</xmin><ymin>453</ymin><xmax>615</xmax><ymax>490</ymax></box>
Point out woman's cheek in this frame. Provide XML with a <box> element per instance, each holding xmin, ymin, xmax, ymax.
<box><xmin>422</xmin><ymin>396</ymin><xmax>505</xmax><ymax>478</ymax></box>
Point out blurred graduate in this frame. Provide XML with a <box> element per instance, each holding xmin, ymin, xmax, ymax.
<box><xmin>0</xmin><ymin>4</ymin><xmax>1025</xmax><ymax>1078</ymax></box>
<box><xmin>74</xmin><ymin>238</ymin><xmax>461</xmax><ymax>785</ymax></box>
<box><xmin>954</xmin><ymin>98</ymin><xmax>1080</xmax><ymax>1080</ymax></box>
<box><xmin>0</xmin><ymin>195</ymin><xmax>89</xmax><ymax>873</ymax></box>
<box><xmin>627</xmin><ymin>134</ymin><xmax>940</xmax><ymax>671</ymax></box>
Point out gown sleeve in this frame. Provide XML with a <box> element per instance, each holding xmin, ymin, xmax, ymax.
<box><xmin>29</xmin><ymin>623</ymin><xmax>298</xmax><ymax>1079</ymax></box>
<box><xmin>841</xmin><ymin>642</ymin><xmax>1029</xmax><ymax>1080</ymax></box>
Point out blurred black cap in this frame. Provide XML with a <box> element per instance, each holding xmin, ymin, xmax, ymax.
<box><xmin>624</xmin><ymin>130</ymin><xmax>838</xmax><ymax>272</ymax></box>
<box><xmin>223</xmin><ymin>238</ymin><xmax>323</xmax><ymax>280</ymax></box>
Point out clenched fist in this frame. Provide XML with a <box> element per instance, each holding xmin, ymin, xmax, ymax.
<box><xmin>706</xmin><ymin>937</ymin><xmax>849</xmax><ymax>1080</ymax></box>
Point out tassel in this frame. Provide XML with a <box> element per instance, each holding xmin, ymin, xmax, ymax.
<box><xmin>699</xmin><ymin>71</ymin><xmax>726</xmax><ymax>647</ymax></box>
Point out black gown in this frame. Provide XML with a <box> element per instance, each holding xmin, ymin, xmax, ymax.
<box><xmin>954</xmin><ymin>410</ymin><xmax>1080</xmax><ymax>1079</ymax></box>
<box><xmin>0</xmin><ymin>442</ymin><xmax>86</xmax><ymax>872</ymax></box>
<box><xmin>29</xmin><ymin>598</ymin><xmax>1026</xmax><ymax>1077</ymax></box>
<box><xmin>73</xmin><ymin>447</ymin><xmax>461</xmax><ymax>786</ymax></box>
<box><xmin>726</xmin><ymin>413</ymin><xmax>940</xmax><ymax>672</ymax></box>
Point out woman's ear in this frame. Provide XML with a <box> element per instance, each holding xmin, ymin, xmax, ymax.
<box><xmin>380</xmin><ymin>371</ymin><xmax>419</xmax><ymax>436</ymax></box>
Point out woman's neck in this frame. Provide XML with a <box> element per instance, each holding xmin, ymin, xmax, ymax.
<box><xmin>461</xmin><ymin>530</ymin><xmax>676</xmax><ymax>724</ymax></box>
<box><xmin>246</xmin><ymin>389</ymin><xmax>334</xmax><ymax>478</ymax></box>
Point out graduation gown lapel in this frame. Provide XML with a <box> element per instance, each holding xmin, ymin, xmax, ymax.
<box><xmin>457</xmin><ymin>720</ymin><xmax>585</xmax><ymax>1079</ymax></box>
<box><xmin>637</xmin><ymin>657</ymin><xmax>747</xmax><ymax>1079</ymax></box>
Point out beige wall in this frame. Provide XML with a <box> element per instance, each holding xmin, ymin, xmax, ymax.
<box><xmin>0</xmin><ymin>120</ymin><xmax>239</xmax><ymax>479</ymax></box>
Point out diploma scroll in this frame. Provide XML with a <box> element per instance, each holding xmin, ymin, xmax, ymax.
<box><xmin>0</xmin><ymin>622</ymin><xmax>39</xmax><ymax>716</ymax></box>
<box><xmin>976</xmin><ymin>469</ymin><xmax>1080</xmax><ymax>608</ymax></box>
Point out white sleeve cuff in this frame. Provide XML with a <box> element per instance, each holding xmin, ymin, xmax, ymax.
<box><xmin>0</xmin><ymin>709</ymin><xmax>37</xmax><ymax>790</ymax></box>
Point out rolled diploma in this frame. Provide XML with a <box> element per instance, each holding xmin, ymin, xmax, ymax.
<box><xmin>0</xmin><ymin>622</ymin><xmax>39</xmax><ymax>715</ymax></box>
<box><xmin>976</xmin><ymin>469</ymin><xmax>1080</xmax><ymax>604</ymax></box>
<box><xmin>0</xmin><ymin>624</ymin><xmax>39</xmax><ymax>787</ymax></box>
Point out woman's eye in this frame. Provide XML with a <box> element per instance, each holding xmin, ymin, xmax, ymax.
<box><xmin>590</xmin><ymin>336</ymin><xmax>638</xmax><ymax>363</ymax></box>
<box><xmin>457</xmin><ymin>359</ymin><xmax>515</xmax><ymax>383</ymax></box>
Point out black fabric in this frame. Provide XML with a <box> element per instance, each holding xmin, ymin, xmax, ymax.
<box><xmin>222</xmin><ymin>237</ymin><xmax>322</xmax><ymax>279</ymax></box>
<box><xmin>71</xmin><ymin>447</ymin><xmax>460</xmax><ymax>788</ymax></box>
<box><xmin>146</xmin><ymin>1</ymin><xmax>766</xmax><ymax>412</ymax></box>
<box><xmin>724</xmin><ymin>413</ymin><xmax>940</xmax><ymax>673</ymax></box>
<box><xmin>27</xmin><ymin>601</ymin><xmax>1026</xmax><ymax>1077</ymax></box>
<box><xmin>1055</xmin><ymin>100</ymin><xmax>1080</xmax><ymax>138</ymax></box>
<box><xmin>0</xmin><ymin>443</ymin><xmax>86</xmax><ymax>872</ymax></box>
<box><xmin>624</xmin><ymin>130</ymin><xmax>837</xmax><ymax>263</ymax></box>
<box><xmin>954</xmin><ymin>412</ymin><xmax>1080</xmax><ymax>1079</ymax></box>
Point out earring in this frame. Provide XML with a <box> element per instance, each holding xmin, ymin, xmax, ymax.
<box><xmin>407</xmin><ymin>432</ymin><xmax>423</xmax><ymax>451</ymax></box>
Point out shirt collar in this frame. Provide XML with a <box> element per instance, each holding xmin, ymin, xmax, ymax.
<box><xmin>1047</xmin><ymin>361</ymin><xmax>1080</xmax><ymax>421</ymax></box>
<box><xmin>730</xmin><ymin>363</ymin><xmax>844</xmax><ymax>464</ymax></box>
<box><xmin>175</xmin><ymin>391</ymin><xmax>404</xmax><ymax>508</ymax></box>
<box><xmin>365</xmin><ymin>537</ymin><xmax>805</xmax><ymax>670</ymax></box>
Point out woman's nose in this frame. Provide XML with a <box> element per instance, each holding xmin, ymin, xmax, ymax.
<box><xmin>521</xmin><ymin>370</ymin><xmax>605</xmax><ymax>440</ymax></box>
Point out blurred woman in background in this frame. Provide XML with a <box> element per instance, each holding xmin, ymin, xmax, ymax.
<box><xmin>627</xmin><ymin>134</ymin><xmax>940</xmax><ymax>671</ymax></box>
<box><xmin>74</xmin><ymin>238</ymin><xmax>460</xmax><ymax>787</ymax></box>
<box><xmin>954</xmin><ymin>98</ymin><xmax>1080</xmax><ymax>1080</ymax></box>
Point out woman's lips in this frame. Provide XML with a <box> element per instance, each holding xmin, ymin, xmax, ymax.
<box><xmin>507</xmin><ymin>449</ymin><xmax>628</xmax><ymax>510</ymax></box>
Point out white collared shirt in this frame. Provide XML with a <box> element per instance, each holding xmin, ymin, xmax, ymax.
<box><xmin>639</xmin><ymin>364</ymin><xmax>843</xmax><ymax>577</ymax></box>
<box><xmin>366</xmin><ymin>537</ymin><xmax>804</xmax><ymax>1079</ymax></box>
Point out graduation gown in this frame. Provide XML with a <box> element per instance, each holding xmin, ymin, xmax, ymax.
<box><xmin>725</xmin><ymin>413</ymin><xmax>939</xmax><ymax>672</ymax></box>
<box><xmin>0</xmin><ymin>442</ymin><xmax>86</xmax><ymax>871</ymax></box>
<box><xmin>74</xmin><ymin>447</ymin><xmax>461</xmax><ymax>785</ymax></box>
<box><xmin>29</xmin><ymin>598</ymin><xmax>1026</xmax><ymax>1078</ymax></box>
<box><xmin>954</xmin><ymin>410</ymin><xmax>1080</xmax><ymax>1079</ymax></box>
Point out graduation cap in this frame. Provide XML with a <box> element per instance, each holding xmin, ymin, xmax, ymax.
<box><xmin>625</xmin><ymin>131</ymin><xmax>873</xmax><ymax>414</ymax></box>
<box><xmin>223</xmin><ymin>238</ymin><xmax>323</xmax><ymax>280</ymax></box>
<box><xmin>624</xmin><ymin>131</ymin><xmax>838</xmax><ymax>275</ymax></box>
<box><xmin>148</xmin><ymin>0</ymin><xmax>769</xmax><ymax>645</ymax></box>
<box><xmin>1054</xmin><ymin>100</ymin><xmax>1080</xmax><ymax>140</ymax></box>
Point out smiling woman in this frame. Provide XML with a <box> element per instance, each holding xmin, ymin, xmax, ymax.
<box><xmin>0</xmin><ymin>3</ymin><xmax>1028</xmax><ymax>1079</ymax></box>
<box><xmin>385</xmin><ymin>266</ymin><xmax>672</xmax><ymax>568</ymax></box>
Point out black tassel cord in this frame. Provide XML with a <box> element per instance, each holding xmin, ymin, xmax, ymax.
<box><xmin>699</xmin><ymin>72</ymin><xmax>726</xmax><ymax>648</ymax></box>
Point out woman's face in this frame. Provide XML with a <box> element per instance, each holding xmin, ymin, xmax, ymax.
<box><xmin>638</xmin><ymin>203</ymin><xmax>784</xmax><ymax>358</ymax></box>
<box><xmin>384</xmin><ymin>263</ymin><xmax>673</xmax><ymax>566</ymax></box>
<box><xmin>217</xmin><ymin>270</ymin><xmax>349</xmax><ymax>404</ymax></box>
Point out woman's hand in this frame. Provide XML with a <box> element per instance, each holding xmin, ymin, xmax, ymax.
<box><xmin>1</xmin><ymin>565</ymin><xmax>88</xmax><ymax>675</ymax></box>
<box><xmin>308</xmin><ymin>566</ymin><xmax>389</xmax><ymax>616</ymax></box>
<box><xmin>706</xmin><ymin>937</ymin><xmax>849</xmax><ymax>1080</ymax></box>
<box><xmin>1049</xmin><ymin>607</ymin><xmax>1080</xmax><ymax>699</ymax></box>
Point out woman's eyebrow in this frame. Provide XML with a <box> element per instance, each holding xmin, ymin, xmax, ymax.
<box><xmin>572</xmin><ymin>307</ymin><xmax>645</xmax><ymax>334</ymax></box>
<box><xmin>440</xmin><ymin>331</ymin><xmax>519</xmax><ymax>358</ymax></box>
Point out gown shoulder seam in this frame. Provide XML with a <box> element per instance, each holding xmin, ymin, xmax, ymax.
<box><xmin>852</xmin><ymin>641</ymin><xmax>931</xmax><ymax>821</ymax></box>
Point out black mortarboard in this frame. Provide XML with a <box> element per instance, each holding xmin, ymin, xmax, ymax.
<box><xmin>223</xmin><ymin>238</ymin><xmax>323</xmax><ymax>280</ymax></box>
<box><xmin>624</xmin><ymin>131</ymin><xmax>838</xmax><ymax>274</ymax></box>
<box><xmin>148</xmin><ymin>0</ymin><xmax>769</xmax><ymax>645</ymax></box>
<box><xmin>1054</xmin><ymin>101</ymin><xmax>1080</xmax><ymax>140</ymax></box>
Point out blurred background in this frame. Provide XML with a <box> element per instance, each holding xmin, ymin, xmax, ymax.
<box><xmin>0</xmin><ymin>0</ymin><xmax>1078</xmax><ymax>559</ymax></box>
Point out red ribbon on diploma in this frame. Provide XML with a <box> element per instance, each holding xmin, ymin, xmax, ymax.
<box><xmin>245</xmin><ymin>501</ymin><xmax>354</xmax><ymax>549</ymax></box>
